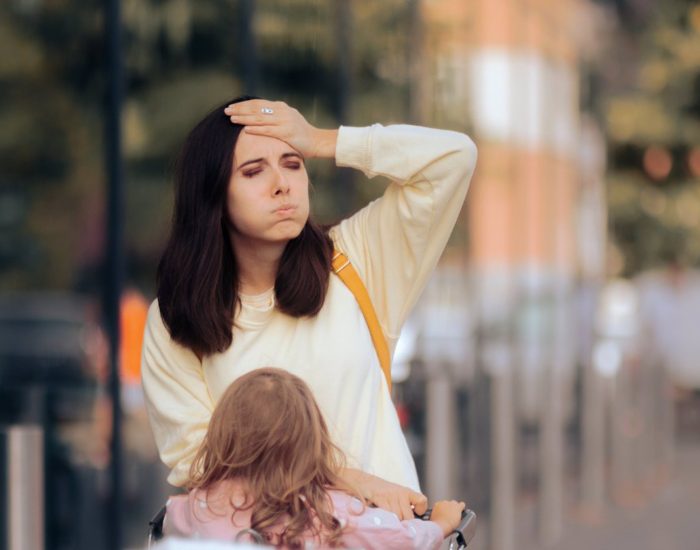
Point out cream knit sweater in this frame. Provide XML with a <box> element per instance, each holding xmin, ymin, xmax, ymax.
<box><xmin>141</xmin><ymin>123</ymin><xmax>477</xmax><ymax>488</ymax></box>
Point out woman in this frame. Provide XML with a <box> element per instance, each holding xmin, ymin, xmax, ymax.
<box><xmin>141</xmin><ymin>96</ymin><xmax>477</xmax><ymax>520</ymax></box>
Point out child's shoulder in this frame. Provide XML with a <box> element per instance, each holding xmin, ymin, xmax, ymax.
<box><xmin>164</xmin><ymin>482</ymin><xmax>251</xmax><ymax>539</ymax></box>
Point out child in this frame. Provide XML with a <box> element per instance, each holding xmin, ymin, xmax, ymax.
<box><xmin>163</xmin><ymin>368</ymin><xmax>465</xmax><ymax>548</ymax></box>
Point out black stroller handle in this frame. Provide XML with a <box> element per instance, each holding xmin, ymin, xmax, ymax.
<box><xmin>416</xmin><ymin>507</ymin><xmax>477</xmax><ymax>549</ymax></box>
<box><xmin>453</xmin><ymin>509</ymin><xmax>477</xmax><ymax>548</ymax></box>
<box><xmin>147</xmin><ymin>505</ymin><xmax>166</xmax><ymax>548</ymax></box>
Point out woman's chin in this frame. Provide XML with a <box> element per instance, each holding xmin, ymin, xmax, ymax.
<box><xmin>269</xmin><ymin>223</ymin><xmax>305</xmax><ymax>243</ymax></box>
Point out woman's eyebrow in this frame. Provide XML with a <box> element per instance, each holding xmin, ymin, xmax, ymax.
<box><xmin>236</xmin><ymin>157</ymin><xmax>266</xmax><ymax>170</ymax></box>
<box><xmin>236</xmin><ymin>152</ymin><xmax>303</xmax><ymax>171</ymax></box>
<box><xmin>281</xmin><ymin>152</ymin><xmax>304</xmax><ymax>161</ymax></box>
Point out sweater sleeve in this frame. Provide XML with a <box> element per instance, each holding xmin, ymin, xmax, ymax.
<box><xmin>141</xmin><ymin>300</ymin><xmax>214</xmax><ymax>487</ymax></box>
<box><xmin>329</xmin><ymin>124</ymin><xmax>477</xmax><ymax>350</ymax></box>
<box><xmin>339</xmin><ymin>506</ymin><xmax>444</xmax><ymax>550</ymax></box>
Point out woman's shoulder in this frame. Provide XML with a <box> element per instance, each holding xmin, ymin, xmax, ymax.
<box><xmin>142</xmin><ymin>298</ymin><xmax>174</xmax><ymax>345</ymax></box>
<box><xmin>145</xmin><ymin>298</ymin><xmax>163</xmax><ymax>326</ymax></box>
<box><xmin>145</xmin><ymin>299</ymin><xmax>179</xmax><ymax>342</ymax></box>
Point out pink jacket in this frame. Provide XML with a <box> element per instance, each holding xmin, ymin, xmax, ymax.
<box><xmin>163</xmin><ymin>481</ymin><xmax>443</xmax><ymax>549</ymax></box>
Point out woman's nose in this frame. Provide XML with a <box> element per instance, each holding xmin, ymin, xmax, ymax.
<box><xmin>272</xmin><ymin>169</ymin><xmax>290</xmax><ymax>195</ymax></box>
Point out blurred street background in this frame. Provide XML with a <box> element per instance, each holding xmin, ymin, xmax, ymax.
<box><xmin>1</xmin><ymin>1</ymin><xmax>699</xmax><ymax>549</ymax></box>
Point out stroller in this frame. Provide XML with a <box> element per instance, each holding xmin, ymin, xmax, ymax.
<box><xmin>148</xmin><ymin>504</ymin><xmax>477</xmax><ymax>549</ymax></box>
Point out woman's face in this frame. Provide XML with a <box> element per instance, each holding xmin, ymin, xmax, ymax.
<box><xmin>227</xmin><ymin>131</ymin><xmax>310</xmax><ymax>248</ymax></box>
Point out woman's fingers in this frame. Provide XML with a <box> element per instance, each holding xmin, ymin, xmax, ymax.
<box><xmin>391</xmin><ymin>495</ymin><xmax>405</xmax><ymax>520</ymax></box>
<box><xmin>371</xmin><ymin>494</ymin><xmax>392</xmax><ymax>514</ymax></box>
<box><xmin>228</xmin><ymin>101</ymin><xmax>292</xmax><ymax>139</ymax></box>
<box><xmin>390</xmin><ymin>493</ymin><xmax>413</xmax><ymax>521</ymax></box>
<box><xmin>228</xmin><ymin>113</ymin><xmax>285</xmax><ymax>126</ymax></box>
<box><xmin>228</xmin><ymin>114</ymin><xmax>274</xmax><ymax>125</ymax></box>
<box><xmin>336</xmin><ymin>468</ymin><xmax>431</xmax><ymax>521</ymax></box>
<box><xmin>223</xmin><ymin>99</ymin><xmax>321</xmax><ymax>158</ymax></box>
<box><xmin>241</xmin><ymin>125</ymin><xmax>277</xmax><ymax>136</ymax></box>
<box><xmin>225</xmin><ymin>100</ymin><xmax>293</xmax><ymax>127</ymax></box>
<box><xmin>225</xmin><ymin>99</ymin><xmax>282</xmax><ymax>117</ymax></box>
<box><xmin>371</xmin><ymin>488</ymin><xmax>426</xmax><ymax>520</ymax></box>
<box><xmin>410</xmin><ymin>491</ymin><xmax>429</xmax><ymax>516</ymax></box>
<box><xmin>367</xmin><ymin>490</ymin><xmax>402</xmax><ymax>518</ymax></box>
<box><xmin>398</xmin><ymin>494</ymin><xmax>415</xmax><ymax>521</ymax></box>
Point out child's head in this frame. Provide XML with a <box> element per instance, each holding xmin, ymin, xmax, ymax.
<box><xmin>189</xmin><ymin>367</ymin><xmax>348</xmax><ymax>546</ymax></box>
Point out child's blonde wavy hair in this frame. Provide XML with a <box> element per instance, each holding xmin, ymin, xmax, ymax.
<box><xmin>188</xmin><ymin>367</ymin><xmax>358</xmax><ymax>547</ymax></box>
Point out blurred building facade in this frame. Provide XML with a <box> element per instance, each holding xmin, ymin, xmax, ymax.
<box><xmin>417</xmin><ymin>1</ymin><xmax>607</xmax><ymax>549</ymax></box>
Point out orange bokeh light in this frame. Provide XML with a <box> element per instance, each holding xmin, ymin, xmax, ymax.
<box><xmin>687</xmin><ymin>148</ymin><xmax>700</xmax><ymax>178</ymax></box>
<box><xmin>643</xmin><ymin>146</ymin><xmax>672</xmax><ymax>181</ymax></box>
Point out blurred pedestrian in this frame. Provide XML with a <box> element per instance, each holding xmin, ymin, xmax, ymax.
<box><xmin>637</xmin><ymin>257</ymin><xmax>700</xmax><ymax>439</ymax></box>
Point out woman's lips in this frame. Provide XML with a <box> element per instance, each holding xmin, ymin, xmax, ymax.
<box><xmin>273</xmin><ymin>205</ymin><xmax>297</xmax><ymax>216</ymax></box>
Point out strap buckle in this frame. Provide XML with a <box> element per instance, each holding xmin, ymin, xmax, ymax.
<box><xmin>332</xmin><ymin>252</ymin><xmax>350</xmax><ymax>273</ymax></box>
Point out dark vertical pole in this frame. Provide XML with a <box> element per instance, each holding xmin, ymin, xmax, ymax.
<box><xmin>334</xmin><ymin>0</ymin><xmax>352</xmax><ymax>125</ymax></box>
<box><xmin>407</xmin><ymin>0</ymin><xmax>425</xmax><ymax>124</ymax></box>
<box><xmin>333</xmin><ymin>0</ymin><xmax>355</xmax><ymax>214</ymax></box>
<box><xmin>240</xmin><ymin>0</ymin><xmax>259</xmax><ymax>94</ymax></box>
<box><xmin>104</xmin><ymin>0</ymin><xmax>124</xmax><ymax>548</ymax></box>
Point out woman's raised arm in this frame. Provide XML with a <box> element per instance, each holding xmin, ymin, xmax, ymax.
<box><xmin>330</xmin><ymin>123</ymin><xmax>477</xmax><ymax>352</ymax></box>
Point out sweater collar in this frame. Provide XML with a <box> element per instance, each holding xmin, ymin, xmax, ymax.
<box><xmin>235</xmin><ymin>287</ymin><xmax>275</xmax><ymax>330</ymax></box>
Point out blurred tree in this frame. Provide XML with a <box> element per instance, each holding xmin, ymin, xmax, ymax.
<box><xmin>0</xmin><ymin>1</ymin><xmax>105</xmax><ymax>290</ymax></box>
<box><xmin>599</xmin><ymin>0</ymin><xmax>700</xmax><ymax>274</ymax></box>
<box><xmin>0</xmin><ymin>0</ymin><xmax>420</xmax><ymax>294</ymax></box>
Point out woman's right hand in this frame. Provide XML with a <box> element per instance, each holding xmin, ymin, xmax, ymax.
<box><xmin>430</xmin><ymin>500</ymin><xmax>466</xmax><ymax>536</ymax></box>
<box><xmin>224</xmin><ymin>99</ymin><xmax>338</xmax><ymax>159</ymax></box>
<box><xmin>339</xmin><ymin>468</ymin><xmax>428</xmax><ymax>520</ymax></box>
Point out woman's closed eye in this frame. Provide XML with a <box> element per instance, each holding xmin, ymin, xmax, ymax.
<box><xmin>242</xmin><ymin>166</ymin><xmax>263</xmax><ymax>178</ymax></box>
<box><xmin>242</xmin><ymin>162</ymin><xmax>300</xmax><ymax>178</ymax></box>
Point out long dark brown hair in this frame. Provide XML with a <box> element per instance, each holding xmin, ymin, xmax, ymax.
<box><xmin>157</xmin><ymin>96</ymin><xmax>333</xmax><ymax>357</ymax></box>
<box><xmin>188</xmin><ymin>368</ymin><xmax>358</xmax><ymax>547</ymax></box>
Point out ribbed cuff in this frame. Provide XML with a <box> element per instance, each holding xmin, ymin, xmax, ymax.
<box><xmin>335</xmin><ymin>125</ymin><xmax>374</xmax><ymax>171</ymax></box>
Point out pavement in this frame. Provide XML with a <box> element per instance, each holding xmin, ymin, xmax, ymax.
<box><xmin>520</xmin><ymin>440</ymin><xmax>700</xmax><ymax>550</ymax></box>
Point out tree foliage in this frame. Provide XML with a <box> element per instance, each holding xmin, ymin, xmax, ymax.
<box><xmin>0</xmin><ymin>0</ymin><xmax>415</xmax><ymax>293</ymax></box>
<box><xmin>602</xmin><ymin>1</ymin><xmax>700</xmax><ymax>274</ymax></box>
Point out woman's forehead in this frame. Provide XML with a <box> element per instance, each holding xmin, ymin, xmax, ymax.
<box><xmin>234</xmin><ymin>131</ymin><xmax>300</xmax><ymax>164</ymax></box>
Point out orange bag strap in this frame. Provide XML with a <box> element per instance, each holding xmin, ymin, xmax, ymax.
<box><xmin>332</xmin><ymin>250</ymin><xmax>392</xmax><ymax>392</ymax></box>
